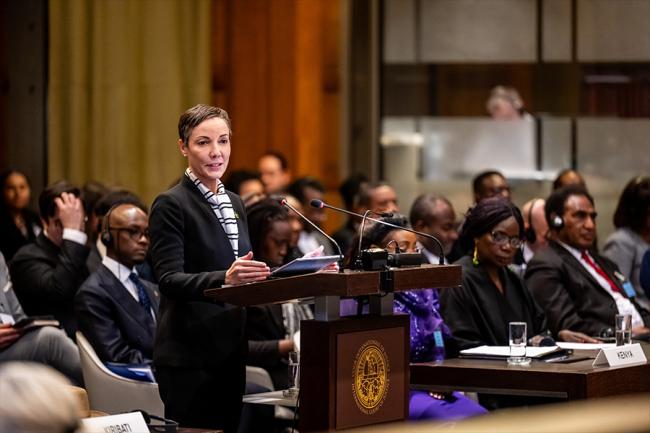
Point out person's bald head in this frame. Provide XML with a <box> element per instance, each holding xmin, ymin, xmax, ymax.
<box><xmin>522</xmin><ymin>198</ymin><xmax>548</xmax><ymax>252</ymax></box>
<box><xmin>104</xmin><ymin>204</ymin><xmax>149</xmax><ymax>269</ymax></box>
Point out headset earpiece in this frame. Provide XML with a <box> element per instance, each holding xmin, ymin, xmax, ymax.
<box><xmin>100</xmin><ymin>203</ymin><xmax>120</xmax><ymax>247</ymax></box>
<box><xmin>551</xmin><ymin>214</ymin><xmax>564</xmax><ymax>229</ymax></box>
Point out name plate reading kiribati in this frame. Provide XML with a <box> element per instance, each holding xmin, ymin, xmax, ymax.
<box><xmin>80</xmin><ymin>412</ymin><xmax>149</xmax><ymax>433</ymax></box>
<box><xmin>592</xmin><ymin>343</ymin><xmax>647</xmax><ymax>367</ymax></box>
<box><xmin>335</xmin><ymin>327</ymin><xmax>405</xmax><ymax>429</ymax></box>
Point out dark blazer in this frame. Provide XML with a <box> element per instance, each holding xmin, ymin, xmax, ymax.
<box><xmin>246</xmin><ymin>304</ymin><xmax>288</xmax><ymax>390</ymax></box>
<box><xmin>9</xmin><ymin>233</ymin><xmax>90</xmax><ymax>338</ymax></box>
<box><xmin>525</xmin><ymin>240</ymin><xmax>650</xmax><ymax>336</ymax></box>
<box><xmin>149</xmin><ymin>175</ymin><xmax>251</xmax><ymax>368</ymax></box>
<box><xmin>0</xmin><ymin>208</ymin><xmax>41</xmax><ymax>262</ymax></box>
<box><xmin>75</xmin><ymin>264</ymin><xmax>160</xmax><ymax>364</ymax></box>
<box><xmin>441</xmin><ymin>255</ymin><xmax>547</xmax><ymax>350</ymax></box>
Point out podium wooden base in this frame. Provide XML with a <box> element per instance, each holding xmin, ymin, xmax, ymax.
<box><xmin>299</xmin><ymin>315</ymin><xmax>409</xmax><ymax>432</ymax></box>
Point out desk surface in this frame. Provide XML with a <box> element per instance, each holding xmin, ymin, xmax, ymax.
<box><xmin>411</xmin><ymin>345</ymin><xmax>650</xmax><ymax>399</ymax></box>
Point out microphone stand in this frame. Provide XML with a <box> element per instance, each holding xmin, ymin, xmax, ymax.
<box><xmin>280</xmin><ymin>198</ymin><xmax>345</xmax><ymax>273</ymax></box>
<box><xmin>311</xmin><ymin>199</ymin><xmax>446</xmax><ymax>265</ymax></box>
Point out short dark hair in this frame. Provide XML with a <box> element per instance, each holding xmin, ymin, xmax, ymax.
<box><xmin>38</xmin><ymin>181</ymin><xmax>81</xmax><ymax>220</ymax></box>
<box><xmin>224</xmin><ymin>170</ymin><xmax>262</xmax><ymax>195</ymax></box>
<box><xmin>81</xmin><ymin>181</ymin><xmax>109</xmax><ymax>217</ymax></box>
<box><xmin>461</xmin><ymin>197</ymin><xmax>524</xmax><ymax>251</ymax></box>
<box><xmin>178</xmin><ymin>104</ymin><xmax>231</xmax><ymax>144</ymax></box>
<box><xmin>246</xmin><ymin>198</ymin><xmax>289</xmax><ymax>260</ymax></box>
<box><xmin>613</xmin><ymin>176</ymin><xmax>650</xmax><ymax>232</ymax></box>
<box><xmin>339</xmin><ymin>173</ymin><xmax>368</xmax><ymax>209</ymax></box>
<box><xmin>357</xmin><ymin>181</ymin><xmax>392</xmax><ymax>208</ymax></box>
<box><xmin>261</xmin><ymin>151</ymin><xmax>288</xmax><ymax>171</ymax></box>
<box><xmin>409</xmin><ymin>193</ymin><xmax>451</xmax><ymax>227</ymax></box>
<box><xmin>93</xmin><ymin>190</ymin><xmax>147</xmax><ymax>217</ymax></box>
<box><xmin>287</xmin><ymin>177</ymin><xmax>325</xmax><ymax>204</ymax></box>
<box><xmin>472</xmin><ymin>170</ymin><xmax>505</xmax><ymax>195</ymax></box>
<box><xmin>545</xmin><ymin>185</ymin><xmax>594</xmax><ymax>229</ymax></box>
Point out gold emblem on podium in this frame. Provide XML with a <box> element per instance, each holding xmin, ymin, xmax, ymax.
<box><xmin>352</xmin><ymin>340</ymin><xmax>390</xmax><ymax>414</ymax></box>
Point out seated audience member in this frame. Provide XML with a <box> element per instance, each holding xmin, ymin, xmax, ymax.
<box><xmin>472</xmin><ymin>170</ymin><xmax>511</xmax><ymax>203</ymax></box>
<box><xmin>224</xmin><ymin>170</ymin><xmax>265</xmax><ymax>207</ymax></box>
<box><xmin>410</xmin><ymin>193</ymin><xmax>458</xmax><ymax>264</ymax></box>
<box><xmin>0</xmin><ymin>169</ymin><xmax>42</xmax><ymax>261</ymax></box>
<box><xmin>552</xmin><ymin>168</ymin><xmax>586</xmax><ymax>191</ymax></box>
<box><xmin>343</xmin><ymin>215</ymin><xmax>487</xmax><ymax>420</ymax></box>
<box><xmin>87</xmin><ymin>189</ymin><xmax>147</xmax><ymax>273</ymax></box>
<box><xmin>0</xmin><ymin>362</ymin><xmax>84</xmax><ymax>433</ymax></box>
<box><xmin>244</xmin><ymin>199</ymin><xmax>312</xmax><ymax>389</ymax></box>
<box><xmin>75</xmin><ymin>203</ymin><xmax>159</xmax><ymax>364</ymax></box>
<box><xmin>357</xmin><ymin>181</ymin><xmax>399</xmax><ymax>215</ymax></box>
<box><xmin>258</xmin><ymin>151</ymin><xmax>291</xmax><ymax>194</ymax></box>
<box><xmin>332</xmin><ymin>173</ymin><xmax>369</xmax><ymax>256</ymax></box>
<box><xmin>603</xmin><ymin>176</ymin><xmax>650</xmax><ymax>308</ymax></box>
<box><xmin>510</xmin><ymin>198</ymin><xmax>550</xmax><ymax>277</ymax></box>
<box><xmin>486</xmin><ymin>85</ymin><xmax>527</xmax><ymax>120</ymax></box>
<box><xmin>641</xmin><ymin>248</ymin><xmax>650</xmax><ymax>297</ymax></box>
<box><xmin>0</xmin><ymin>252</ymin><xmax>82</xmax><ymax>385</ymax></box>
<box><xmin>440</xmin><ymin>198</ymin><xmax>595</xmax><ymax>351</ymax></box>
<box><xmin>287</xmin><ymin>177</ymin><xmax>335</xmax><ymax>255</ymax></box>
<box><xmin>10</xmin><ymin>181</ymin><xmax>90</xmax><ymax>338</ymax></box>
<box><xmin>525</xmin><ymin>186</ymin><xmax>650</xmax><ymax>337</ymax></box>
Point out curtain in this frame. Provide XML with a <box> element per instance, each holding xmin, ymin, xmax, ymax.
<box><xmin>48</xmin><ymin>0</ymin><xmax>211</xmax><ymax>206</ymax></box>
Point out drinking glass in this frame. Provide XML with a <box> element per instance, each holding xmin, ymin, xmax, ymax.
<box><xmin>508</xmin><ymin>322</ymin><xmax>531</xmax><ymax>366</ymax></box>
<box><xmin>615</xmin><ymin>314</ymin><xmax>632</xmax><ymax>346</ymax></box>
<box><xmin>283</xmin><ymin>351</ymin><xmax>300</xmax><ymax>397</ymax></box>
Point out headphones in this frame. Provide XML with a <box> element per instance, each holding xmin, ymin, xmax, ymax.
<box><xmin>551</xmin><ymin>214</ymin><xmax>564</xmax><ymax>230</ymax></box>
<box><xmin>100</xmin><ymin>203</ymin><xmax>122</xmax><ymax>247</ymax></box>
<box><xmin>524</xmin><ymin>199</ymin><xmax>540</xmax><ymax>244</ymax></box>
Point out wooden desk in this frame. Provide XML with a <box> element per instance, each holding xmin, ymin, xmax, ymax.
<box><xmin>411</xmin><ymin>345</ymin><xmax>650</xmax><ymax>399</ymax></box>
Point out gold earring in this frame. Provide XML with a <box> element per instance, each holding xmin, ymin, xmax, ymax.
<box><xmin>472</xmin><ymin>245</ymin><xmax>479</xmax><ymax>266</ymax></box>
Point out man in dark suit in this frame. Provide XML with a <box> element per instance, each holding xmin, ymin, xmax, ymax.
<box><xmin>10</xmin><ymin>181</ymin><xmax>90</xmax><ymax>339</ymax></box>
<box><xmin>525</xmin><ymin>185</ymin><xmax>650</xmax><ymax>337</ymax></box>
<box><xmin>410</xmin><ymin>193</ymin><xmax>458</xmax><ymax>264</ymax></box>
<box><xmin>75</xmin><ymin>203</ymin><xmax>159</xmax><ymax>364</ymax></box>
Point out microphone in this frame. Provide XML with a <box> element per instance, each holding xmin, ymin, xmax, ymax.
<box><xmin>311</xmin><ymin>199</ymin><xmax>393</xmax><ymax>218</ymax></box>
<box><xmin>311</xmin><ymin>199</ymin><xmax>446</xmax><ymax>265</ymax></box>
<box><xmin>279</xmin><ymin>198</ymin><xmax>344</xmax><ymax>272</ymax></box>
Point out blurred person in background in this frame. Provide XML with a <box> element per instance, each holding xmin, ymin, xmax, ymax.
<box><xmin>410</xmin><ymin>193</ymin><xmax>458</xmax><ymax>264</ymax></box>
<box><xmin>225</xmin><ymin>170</ymin><xmax>266</xmax><ymax>208</ymax></box>
<box><xmin>552</xmin><ymin>169</ymin><xmax>586</xmax><ymax>191</ymax></box>
<box><xmin>0</xmin><ymin>169</ymin><xmax>42</xmax><ymax>261</ymax></box>
<box><xmin>287</xmin><ymin>177</ymin><xmax>335</xmax><ymax>255</ymax></box>
<box><xmin>258</xmin><ymin>151</ymin><xmax>291</xmax><ymax>195</ymax></box>
<box><xmin>603</xmin><ymin>176</ymin><xmax>650</xmax><ymax>309</ymax></box>
<box><xmin>332</xmin><ymin>173</ymin><xmax>369</xmax><ymax>256</ymax></box>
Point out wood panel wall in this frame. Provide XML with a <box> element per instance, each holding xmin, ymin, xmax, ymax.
<box><xmin>211</xmin><ymin>0</ymin><xmax>341</xmax><ymax>184</ymax></box>
<box><xmin>211</xmin><ymin>0</ymin><xmax>343</xmax><ymax>231</ymax></box>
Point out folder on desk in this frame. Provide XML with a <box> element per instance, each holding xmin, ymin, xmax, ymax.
<box><xmin>459</xmin><ymin>345</ymin><xmax>563</xmax><ymax>360</ymax></box>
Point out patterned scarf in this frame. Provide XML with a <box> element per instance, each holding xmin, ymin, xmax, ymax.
<box><xmin>185</xmin><ymin>168</ymin><xmax>239</xmax><ymax>258</ymax></box>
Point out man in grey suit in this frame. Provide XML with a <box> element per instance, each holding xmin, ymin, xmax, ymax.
<box><xmin>0</xmin><ymin>252</ymin><xmax>82</xmax><ymax>385</ymax></box>
<box><xmin>75</xmin><ymin>203</ymin><xmax>159</xmax><ymax>364</ymax></box>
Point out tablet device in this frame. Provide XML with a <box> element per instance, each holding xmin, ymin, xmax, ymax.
<box><xmin>270</xmin><ymin>255</ymin><xmax>341</xmax><ymax>278</ymax></box>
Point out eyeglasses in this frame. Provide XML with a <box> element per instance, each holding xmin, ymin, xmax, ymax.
<box><xmin>109</xmin><ymin>226</ymin><xmax>150</xmax><ymax>241</ymax></box>
<box><xmin>490</xmin><ymin>231</ymin><xmax>522</xmax><ymax>248</ymax></box>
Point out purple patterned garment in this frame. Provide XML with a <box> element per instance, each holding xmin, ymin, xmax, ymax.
<box><xmin>394</xmin><ymin>289</ymin><xmax>451</xmax><ymax>362</ymax></box>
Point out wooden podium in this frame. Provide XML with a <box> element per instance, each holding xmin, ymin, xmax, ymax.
<box><xmin>205</xmin><ymin>264</ymin><xmax>461</xmax><ymax>432</ymax></box>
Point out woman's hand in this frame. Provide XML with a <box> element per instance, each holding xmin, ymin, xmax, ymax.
<box><xmin>558</xmin><ymin>329</ymin><xmax>599</xmax><ymax>343</ymax></box>
<box><xmin>0</xmin><ymin>324</ymin><xmax>20</xmax><ymax>350</ymax></box>
<box><xmin>224</xmin><ymin>251</ymin><xmax>270</xmax><ymax>285</ymax></box>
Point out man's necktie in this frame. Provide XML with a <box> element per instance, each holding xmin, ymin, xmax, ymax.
<box><xmin>129</xmin><ymin>273</ymin><xmax>154</xmax><ymax>317</ymax></box>
<box><xmin>581</xmin><ymin>251</ymin><xmax>621</xmax><ymax>294</ymax></box>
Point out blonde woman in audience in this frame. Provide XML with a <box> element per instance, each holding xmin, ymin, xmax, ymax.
<box><xmin>0</xmin><ymin>362</ymin><xmax>84</xmax><ymax>433</ymax></box>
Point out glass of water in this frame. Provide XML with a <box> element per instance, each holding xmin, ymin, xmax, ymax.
<box><xmin>508</xmin><ymin>322</ymin><xmax>531</xmax><ymax>366</ymax></box>
<box><xmin>615</xmin><ymin>314</ymin><xmax>632</xmax><ymax>346</ymax></box>
<box><xmin>283</xmin><ymin>351</ymin><xmax>300</xmax><ymax>397</ymax></box>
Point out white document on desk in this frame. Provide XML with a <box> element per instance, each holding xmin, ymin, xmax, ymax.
<box><xmin>460</xmin><ymin>345</ymin><xmax>560</xmax><ymax>358</ymax></box>
<box><xmin>557</xmin><ymin>342</ymin><xmax>616</xmax><ymax>350</ymax></box>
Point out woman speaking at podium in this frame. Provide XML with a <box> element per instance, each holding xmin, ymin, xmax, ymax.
<box><xmin>149</xmin><ymin>105</ymin><xmax>270</xmax><ymax>431</ymax></box>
